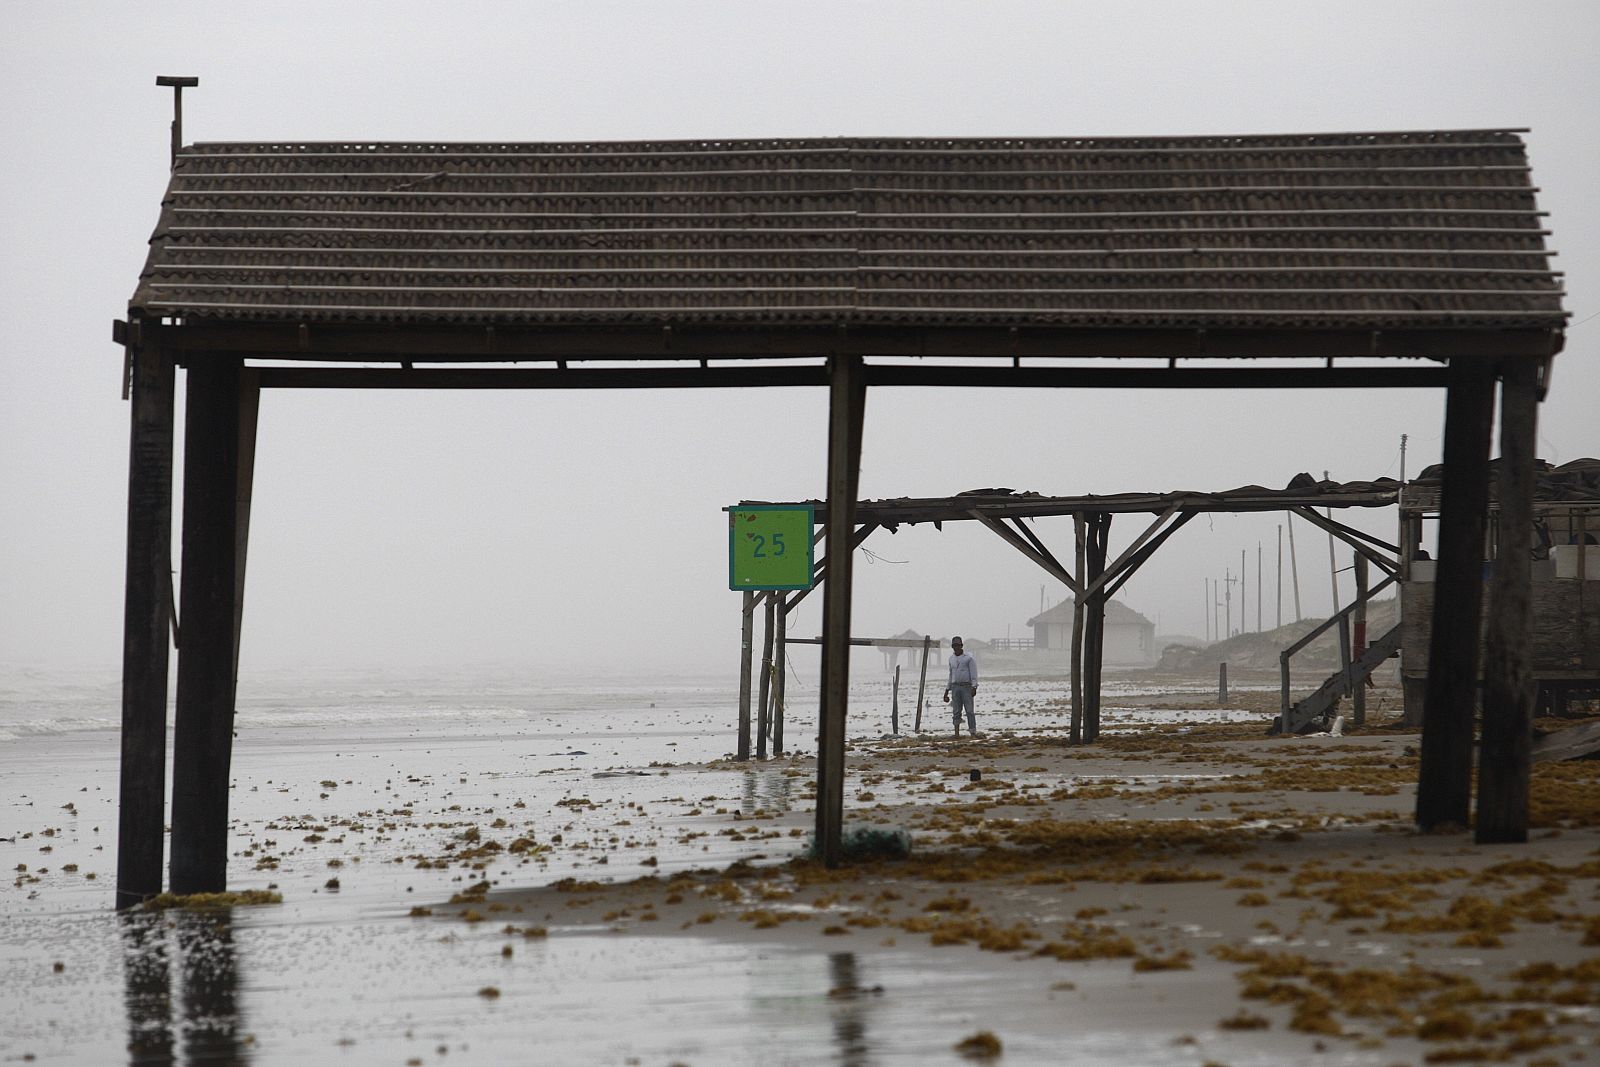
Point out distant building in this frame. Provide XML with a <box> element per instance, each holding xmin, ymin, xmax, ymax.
<box><xmin>1026</xmin><ymin>600</ymin><xmax>1157</xmax><ymax>665</ymax></box>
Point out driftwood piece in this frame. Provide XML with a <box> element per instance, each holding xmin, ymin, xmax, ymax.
<box><xmin>1532</xmin><ymin>720</ymin><xmax>1600</xmax><ymax>763</ymax></box>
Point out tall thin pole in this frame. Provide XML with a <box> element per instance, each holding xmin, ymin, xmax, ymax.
<box><xmin>1276</xmin><ymin>525</ymin><xmax>1283</xmax><ymax>630</ymax></box>
<box><xmin>1256</xmin><ymin>541</ymin><xmax>1262</xmax><ymax>635</ymax></box>
<box><xmin>1224</xmin><ymin>567</ymin><xmax>1232</xmax><ymax>638</ymax></box>
<box><xmin>1240</xmin><ymin>549</ymin><xmax>1247</xmax><ymax>633</ymax></box>
<box><xmin>1287</xmin><ymin>512</ymin><xmax>1303</xmax><ymax>622</ymax></box>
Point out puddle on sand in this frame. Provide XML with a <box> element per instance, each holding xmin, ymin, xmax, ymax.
<box><xmin>11</xmin><ymin>906</ymin><xmax>1309</xmax><ymax>1067</ymax></box>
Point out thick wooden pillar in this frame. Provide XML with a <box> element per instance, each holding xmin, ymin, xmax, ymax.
<box><xmin>117</xmin><ymin>344</ymin><xmax>176</xmax><ymax>909</ymax></box>
<box><xmin>1084</xmin><ymin>514</ymin><xmax>1110</xmax><ymax>742</ymax></box>
<box><xmin>756</xmin><ymin>594</ymin><xmax>775</xmax><ymax>760</ymax></box>
<box><xmin>816</xmin><ymin>354</ymin><xmax>865</xmax><ymax>866</ymax></box>
<box><xmin>1417</xmin><ymin>356</ymin><xmax>1496</xmax><ymax>832</ymax></box>
<box><xmin>1476</xmin><ymin>358</ymin><xmax>1539</xmax><ymax>843</ymax></box>
<box><xmin>170</xmin><ymin>357</ymin><xmax>243</xmax><ymax>894</ymax></box>
<box><xmin>1069</xmin><ymin>514</ymin><xmax>1086</xmax><ymax>745</ymax></box>
<box><xmin>772</xmin><ymin>598</ymin><xmax>787</xmax><ymax>755</ymax></box>
<box><xmin>737</xmin><ymin>591</ymin><xmax>755</xmax><ymax>760</ymax></box>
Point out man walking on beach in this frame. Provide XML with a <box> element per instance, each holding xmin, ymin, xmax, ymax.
<box><xmin>943</xmin><ymin>636</ymin><xmax>979</xmax><ymax>737</ymax></box>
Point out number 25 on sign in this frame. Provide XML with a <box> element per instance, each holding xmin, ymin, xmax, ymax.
<box><xmin>727</xmin><ymin>505</ymin><xmax>815</xmax><ymax>591</ymax></box>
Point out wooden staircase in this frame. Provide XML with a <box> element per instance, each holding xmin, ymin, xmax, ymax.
<box><xmin>1273</xmin><ymin>623</ymin><xmax>1402</xmax><ymax>735</ymax></box>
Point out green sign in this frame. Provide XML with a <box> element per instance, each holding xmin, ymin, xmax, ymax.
<box><xmin>728</xmin><ymin>505</ymin><xmax>815</xmax><ymax>590</ymax></box>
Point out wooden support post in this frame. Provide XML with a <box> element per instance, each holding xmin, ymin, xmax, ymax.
<box><xmin>737</xmin><ymin>591</ymin><xmax>755</xmax><ymax>761</ymax></box>
<box><xmin>1069</xmin><ymin>514</ymin><xmax>1086</xmax><ymax>745</ymax></box>
<box><xmin>1417</xmin><ymin>356</ymin><xmax>1496</xmax><ymax>833</ymax></box>
<box><xmin>170</xmin><ymin>356</ymin><xmax>242</xmax><ymax>895</ymax></box>
<box><xmin>816</xmin><ymin>354</ymin><xmax>865</xmax><ymax>867</ymax></box>
<box><xmin>756</xmin><ymin>593</ymin><xmax>775</xmax><ymax>760</ymax></box>
<box><xmin>914</xmin><ymin>635</ymin><xmax>931</xmax><ymax>732</ymax></box>
<box><xmin>232</xmin><ymin>369</ymin><xmax>260</xmax><ymax>700</ymax></box>
<box><xmin>1352</xmin><ymin>554</ymin><xmax>1369</xmax><ymax>726</ymax></box>
<box><xmin>117</xmin><ymin>344</ymin><xmax>175</xmax><ymax>910</ymax></box>
<box><xmin>773</xmin><ymin>596</ymin><xmax>787</xmax><ymax>756</ymax></box>
<box><xmin>1218</xmin><ymin>662</ymin><xmax>1229</xmax><ymax>704</ymax></box>
<box><xmin>1477</xmin><ymin>357</ymin><xmax>1539</xmax><ymax>843</ymax></box>
<box><xmin>1084</xmin><ymin>514</ymin><xmax>1110</xmax><ymax>742</ymax></box>
<box><xmin>891</xmin><ymin>664</ymin><xmax>901</xmax><ymax>735</ymax></box>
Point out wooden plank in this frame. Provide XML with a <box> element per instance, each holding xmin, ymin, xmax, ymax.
<box><xmin>1417</xmin><ymin>356</ymin><xmax>1496</xmax><ymax>832</ymax></box>
<box><xmin>1477</xmin><ymin>357</ymin><xmax>1538</xmax><ymax>843</ymax></box>
<box><xmin>117</xmin><ymin>344</ymin><xmax>175</xmax><ymax>909</ymax></box>
<box><xmin>170</xmin><ymin>356</ymin><xmax>243</xmax><ymax>894</ymax></box>
<box><xmin>1532</xmin><ymin>720</ymin><xmax>1600</xmax><ymax>763</ymax></box>
<box><xmin>816</xmin><ymin>353</ymin><xmax>865</xmax><ymax>868</ymax></box>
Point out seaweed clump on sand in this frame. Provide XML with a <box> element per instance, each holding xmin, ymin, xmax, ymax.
<box><xmin>143</xmin><ymin>889</ymin><xmax>282</xmax><ymax>910</ymax></box>
<box><xmin>806</xmin><ymin>827</ymin><xmax>912</xmax><ymax>862</ymax></box>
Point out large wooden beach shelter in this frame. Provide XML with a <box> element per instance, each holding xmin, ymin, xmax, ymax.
<box><xmin>115</xmin><ymin>119</ymin><xmax>1565</xmax><ymax>907</ymax></box>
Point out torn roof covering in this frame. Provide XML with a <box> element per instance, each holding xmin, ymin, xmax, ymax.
<box><xmin>736</xmin><ymin>476</ymin><xmax>1402</xmax><ymax>526</ymax></box>
<box><xmin>131</xmin><ymin>130</ymin><xmax>1567</xmax><ymax>332</ymax></box>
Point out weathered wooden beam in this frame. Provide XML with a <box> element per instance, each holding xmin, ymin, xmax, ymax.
<box><xmin>1289</xmin><ymin>506</ymin><xmax>1400</xmax><ymax>575</ymax></box>
<box><xmin>915</xmin><ymin>635</ymin><xmax>932</xmax><ymax>733</ymax></box>
<box><xmin>1417</xmin><ymin>356</ymin><xmax>1497</xmax><ymax>833</ymax></box>
<box><xmin>736</xmin><ymin>591</ymin><xmax>755</xmax><ymax>761</ymax></box>
<box><xmin>970</xmin><ymin>510</ymin><xmax>1082</xmax><ymax>596</ymax></box>
<box><xmin>756</xmin><ymin>594</ymin><xmax>775</xmax><ymax>761</ymax></box>
<box><xmin>1084</xmin><ymin>514</ymin><xmax>1111</xmax><ymax>742</ymax></box>
<box><xmin>170</xmin><ymin>356</ymin><xmax>243</xmax><ymax>894</ymax></box>
<box><xmin>1353</xmin><ymin>554</ymin><xmax>1370</xmax><ymax>726</ymax></box>
<box><xmin>1103</xmin><ymin>511</ymin><xmax>1197</xmax><ymax>600</ymax></box>
<box><xmin>1476</xmin><ymin>357</ymin><xmax>1539</xmax><ymax>843</ymax></box>
<box><xmin>1070</xmin><ymin>514</ymin><xmax>1086</xmax><ymax>746</ymax></box>
<box><xmin>117</xmin><ymin>344</ymin><xmax>175</xmax><ymax>910</ymax></box>
<box><xmin>232</xmin><ymin>370</ymin><xmax>259</xmax><ymax>699</ymax></box>
<box><xmin>1081</xmin><ymin>504</ymin><xmax>1179</xmax><ymax>601</ymax></box>
<box><xmin>816</xmin><ymin>353</ymin><xmax>865</xmax><ymax>867</ymax></box>
<box><xmin>772</xmin><ymin>600</ymin><xmax>787</xmax><ymax>756</ymax></box>
<box><xmin>135</xmin><ymin>318</ymin><xmax>1560</xmax><ymax>362</ymax></box>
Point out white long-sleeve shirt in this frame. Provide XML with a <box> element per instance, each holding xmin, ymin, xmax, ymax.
<box><xmin>947</xmin><ymin>652</ymin><xmax>978</xmax><ymax>687</ymax></box>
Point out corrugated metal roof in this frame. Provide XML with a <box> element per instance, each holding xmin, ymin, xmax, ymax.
<box><xmin>131</xmin><ymin>131</ymin><xmax>1566</xmax><ymax>330</ymax></box>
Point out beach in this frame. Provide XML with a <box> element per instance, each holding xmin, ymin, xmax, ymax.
<box><xmin>3</xmin><ymin>665</ymin><xmax>1598</xmax><ymax>1066</ymax></box>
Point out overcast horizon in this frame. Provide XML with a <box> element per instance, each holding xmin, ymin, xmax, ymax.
<box><xmin>3</xmin><ymin>1</ymin><xmax>1596</xmax><ymax>679</ymax></box>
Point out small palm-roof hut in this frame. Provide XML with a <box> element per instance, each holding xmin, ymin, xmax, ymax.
<box><xmin>114</xmin><ymin>125</ymin><xmax>1566</xmax><ymax>904</ymax></box>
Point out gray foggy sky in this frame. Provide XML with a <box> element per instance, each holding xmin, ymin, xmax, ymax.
<box><xmin>2</xmin><ymin>1</ymin><xmax>1596</xmax><ymax>677</ymax></box>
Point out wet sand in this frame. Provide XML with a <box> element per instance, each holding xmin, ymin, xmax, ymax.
<box><xmin>4</xmin><ymin>676</ymin><xmax>1598</xmax><ymax>1065</ymax></box>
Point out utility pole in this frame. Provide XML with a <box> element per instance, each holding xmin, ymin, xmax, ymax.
<box><xmin>1324</xmin><ymin>469</ymin><xmax>1340</xmax><ymax>614</ymax></box>
<box><xmin>1276</xmin><ymin>525</ymin><xmax>1283</xmax><ymax>629</ymax></box>
<box><xmin>1241</xmin><ymin>549</ymin><xmax>1247</xmax><ymax>633</ymax></box>
<box><xmin>1287</xmin><ymin>511</ymin><xmax>1303</xmax><ymax>623</ymax></box>
<box><xmin>1223</xmin><ymin>568</ymin><xmax>1234</xmax><ymax>638</ymax></box>
<box><xmin>1204</xmin><ymin>578</ymin><xmax>1211</xmax><ymax>643</ymax></box>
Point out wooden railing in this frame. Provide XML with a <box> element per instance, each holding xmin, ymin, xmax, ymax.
<box><xmin>1279</xmin><ymin>572</ymin><xmax>1397</xmax><ymax>722</ymax></box>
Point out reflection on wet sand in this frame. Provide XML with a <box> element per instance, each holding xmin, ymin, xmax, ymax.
<box><xmin>741</xmin><ymin>766</ymin><xmax>794</xmax><ymax>815</ymax></box>
<box><xmin>122</xmin><ymin>910</ymin><xmax>250</xmax><ymax>1066</ymax></box>
<box><xmin>828</xmin><ymin>952</ymin><xmax>881</xmax><ymax>1067</ymax></box>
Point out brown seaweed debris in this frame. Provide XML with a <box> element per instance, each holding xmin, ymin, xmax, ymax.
<box><xmin>143</xmin><ymin>889</ymin><xmax>282</xmax><ymax>910</ymax></box>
